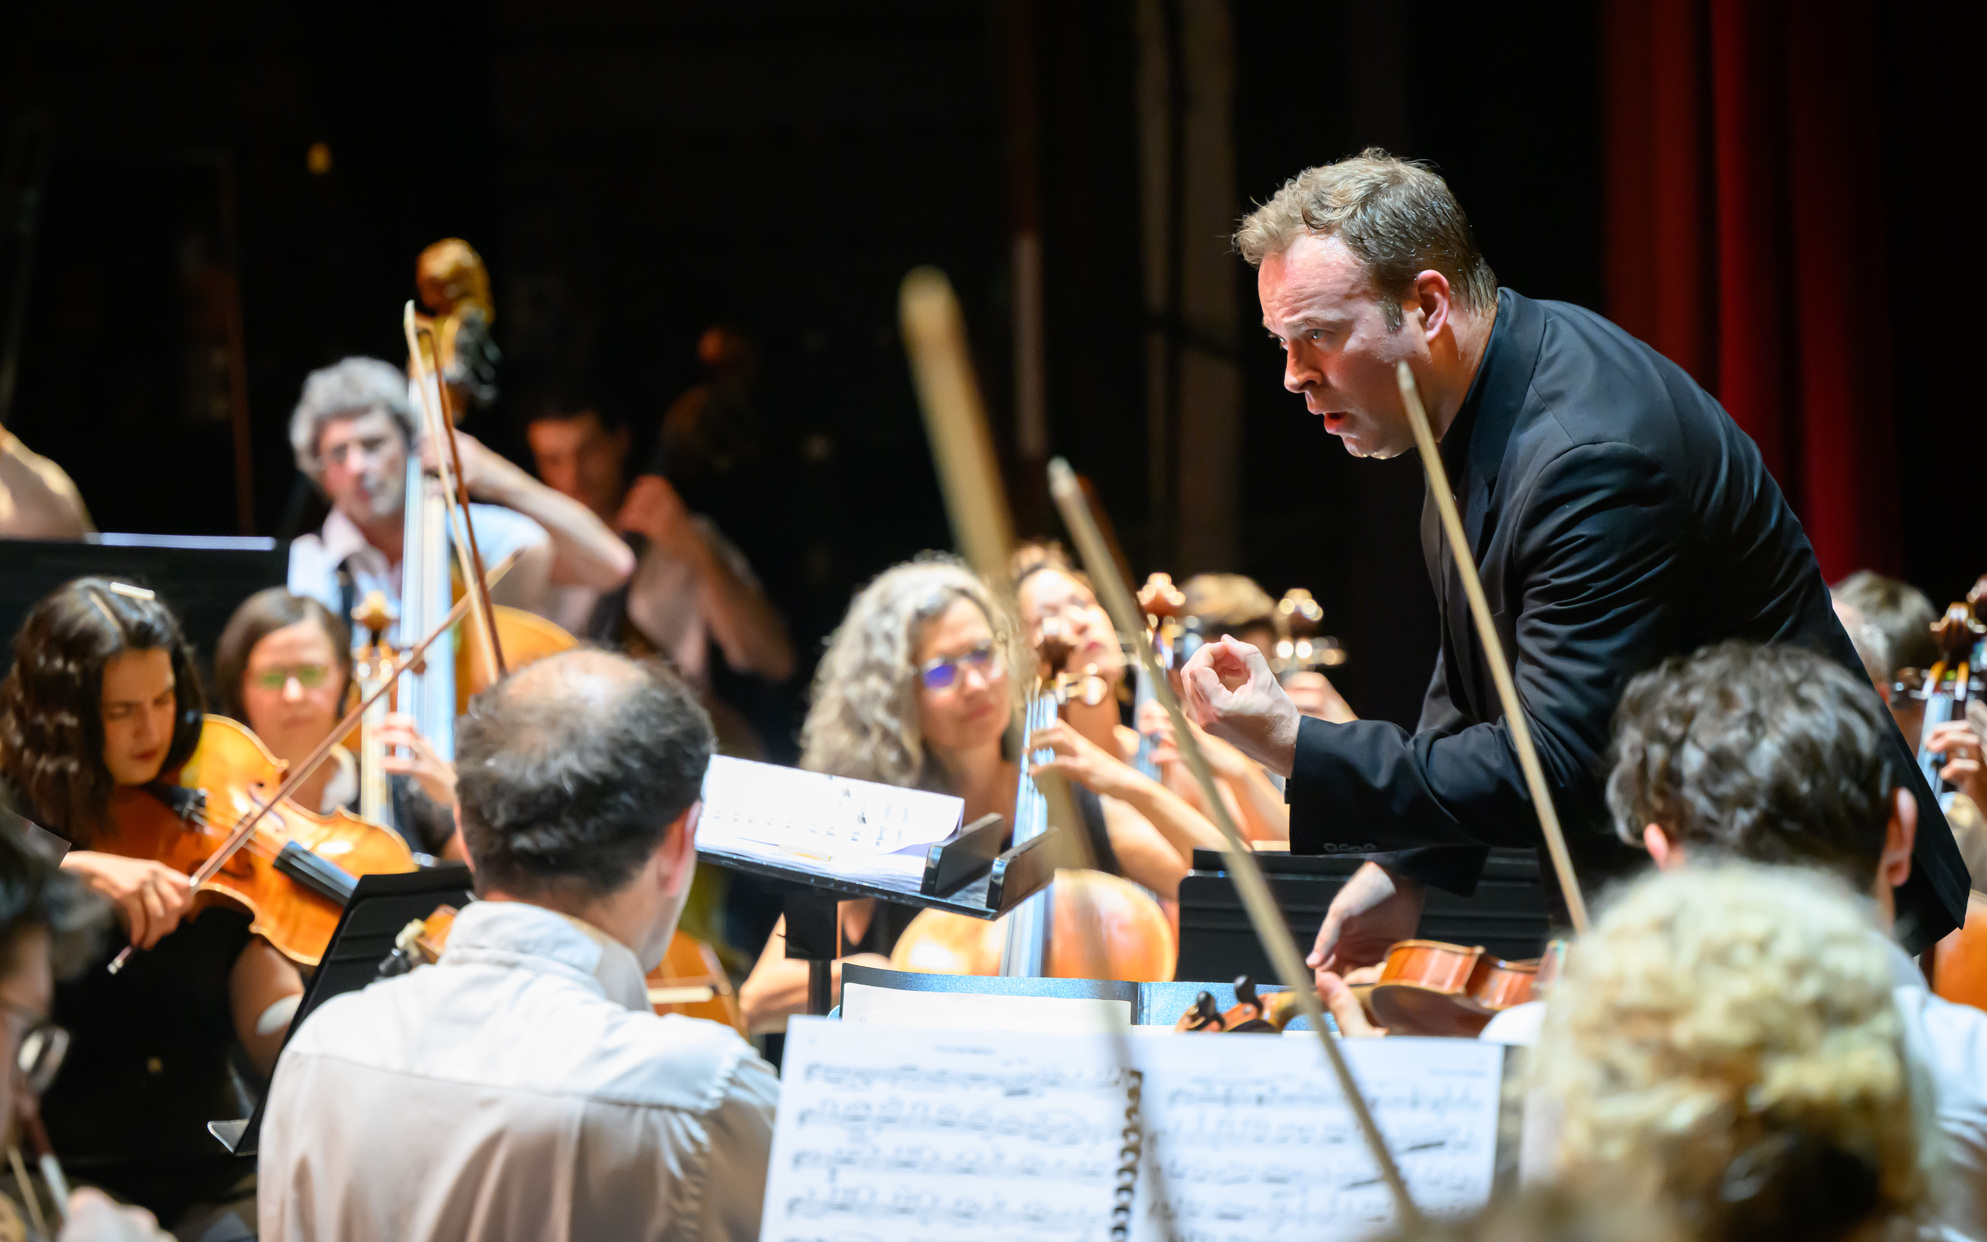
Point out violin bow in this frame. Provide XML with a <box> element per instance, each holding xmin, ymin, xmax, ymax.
<box><xmin>1048</xmin><ymin>459</ymin><xmax>1420</xmax><ymax>1223</ymax></box>
<box><xmin>1396</xmin><ymin>361</ymin><xmax>1589</xmax><ymax>934</ymax></box>
<box><xmin>106</xmin><ymin>550</ymin><xmax>522</xmax><ymax>975</ymax></box>
<box><xmin>403</xmin><ymin>301</ymin><xmax>507</xmax><ymax>682</ymax></box>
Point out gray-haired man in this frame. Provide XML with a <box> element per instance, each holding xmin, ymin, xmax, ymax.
<box><xmin>285</xmin><ymin>356</ymin><xmax>633</xmax><ymax>633</ymax></box>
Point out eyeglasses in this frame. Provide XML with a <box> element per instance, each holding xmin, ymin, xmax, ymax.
<box><xmin>919</xmin><ymin>644</ymin><xmax>1003</xmax><ymax>693</ymax></box>
<box><xmin>1</xmin><ymin>1004</ymin><xmax>67</xmax><ymax>1095</ymax></box>
<box><xmin>251</xmin><ymin>664</ymin><xmax>331</xmax><ymax>691</ymax></box>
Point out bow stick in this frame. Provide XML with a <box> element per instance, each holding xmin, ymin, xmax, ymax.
<box><xmin>1396</xmin><ymin>362</ymin><xmax>1588</xmax><ymax>934</ymax></box>
<box><xmin>1048</xmin><ymin>459</ymin><xmax>1419</xmax><ymax>1222</ymax></box>
<box><xmin>107</xmin><ymin>550</ymin><xmax>522</xmax><ymax>975</ymax></box>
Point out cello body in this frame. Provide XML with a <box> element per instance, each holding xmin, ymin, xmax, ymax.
<box><xmin>890</xmin><ymin>870</ymin><xmax>1176</xmax><ymax>982</ymax></box>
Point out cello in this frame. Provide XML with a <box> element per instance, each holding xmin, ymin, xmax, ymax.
<box><xmin>886</xmin><ymin>627</ymin><xmax>1177</xmax><ymax>982</ymax></box>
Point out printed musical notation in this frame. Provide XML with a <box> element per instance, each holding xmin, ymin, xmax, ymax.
<box><xmin>764</xmin><ymin>1019</ymin><xmax>1506</xmax><ymax>1242</ymax></box>
<box><xmin>696</xmin><ymin>756</ymin><xmax>964</xmax><ymax>882</ymax></box>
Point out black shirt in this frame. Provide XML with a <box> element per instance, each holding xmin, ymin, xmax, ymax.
<box><xmin>1283</xmin><ymin>289</ymin><xmax>1969</xmax><ymax>950</ymax></box>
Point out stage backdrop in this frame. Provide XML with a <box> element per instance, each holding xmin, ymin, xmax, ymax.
<box><xmin>1603</xmin><ymin>0</ymin><xmax>1896</xmax><ymax>583</ymax></box>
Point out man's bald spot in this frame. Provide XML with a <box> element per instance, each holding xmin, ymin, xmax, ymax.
<box><xmin>477</xmin><ymin>648</ymin><xmax>651</xmax><ymax>753</ymax></box>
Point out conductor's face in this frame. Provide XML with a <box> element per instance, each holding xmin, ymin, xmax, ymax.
<box><xmin>1259</xmin><ymin>233</ymin><xmax>1420</xmax><ymax>460</ymax></box>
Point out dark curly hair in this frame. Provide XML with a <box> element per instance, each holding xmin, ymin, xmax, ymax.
<box><xmin>0</xmin><ymin>578</ymin><xmax>204</xmax><ymax>844</ymax></box>
<box><xmin>1607</xmin><ymin>641</ymin><xmax>1898</xmax><ymax>884</ymax></box>
<box><xmin>455</xmin><ymin>648</ymin><xmax>714</xmax><ymax>902</ymax></box>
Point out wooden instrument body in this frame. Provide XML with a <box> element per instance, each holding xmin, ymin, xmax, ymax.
<box><xmin>409</xmin><ymin>905</ymin><xmax>744</xmax><ymax>1031</ymax></box>
<box><xmin>101</xmin><ymin>716</ymin><xmax>418</xmax><ymax>968</ymax></box>
<box><xmin>1355</xmin><ymin>939</ymin><xmax>1550</xmax><ymax>1037</ymax></box>
<box><xmin>889</xmin><ymin>870</ymin><xmax>1176</xmax><ymax>982</ymax></box>
<box><xmin>341</xmin><ymin>601</ymin><xmax>578</xmax><ymax>754</ymax></box>
<box><xmin>1935</xmin><ymin>891</ymin><xmax>1987</xmax><ymax>1013</ymax></box>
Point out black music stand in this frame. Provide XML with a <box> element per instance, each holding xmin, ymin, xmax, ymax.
<box><xmin>699</xmin><ymin>811</ymin><xmax>1067</xmax><ymax>1016</ymax></box>
<box><xmin>0</xmin><ymin>534</ymin><xmax>288</xmax><ymax>682</ymax></box>
<box><xmin>208</xmin><ymin>865</ymin><xmax>474</xmax><ymax>1158</ymax></box>
<box><xmin>1176</xmin><ymin>847</ymin><xmax>1552</xmax><ymax>983</ymax></box>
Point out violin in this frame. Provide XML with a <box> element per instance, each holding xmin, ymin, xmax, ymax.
<box><xmin>1906</xmin><ymin>595</ymin><xmax>1987</xmax><ymax>795</ymax></box>
<box><xmin>1173</xmin><ymin>975</ymin><xmax>1300</xmax><ymax>1033</ymax></box>
<box><xmin>99</xmin><ymin>716</ymin><xmax>418</xmax><ymax>969</ymax></box>
<box><xmin>887</xmin><ymin>629</ymin><xmax>1177</xmax><ymax>982</ymax></box>
<box><xmin>383</xmin><ymin>903</ymin><xmax>746</xmax><ymax>1032</ymax></box>
<box><xmin>1343</xmin><ymin>940</ymin><xmax>1564</xmax><ymax>1038</ymax></box>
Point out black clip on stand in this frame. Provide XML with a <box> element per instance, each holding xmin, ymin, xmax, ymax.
<box><xmin>700</xmin><ymin>811</ymin><xmax>1065</xmax><ymax>1017</ymax></box>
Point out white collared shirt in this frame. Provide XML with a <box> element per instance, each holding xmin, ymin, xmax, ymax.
<box><xmin>257</xmin><ymin>901</ymin><xmax>778</xmax><ymax>1242</ymax></box>
<box><xmin>287</xmin><ymin>505</ymin><xmax>549</xmax><ymax>646</ymax></box>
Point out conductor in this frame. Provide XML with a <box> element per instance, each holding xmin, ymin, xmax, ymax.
<box><xmin>1182</xmin><ymin>150</ymin><xmax>1969</xmax><ymax>963</ymax></box>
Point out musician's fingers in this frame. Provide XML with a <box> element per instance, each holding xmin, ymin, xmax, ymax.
<box><xmin>1941</xmin><ymin>757</ymin><xmax>1980</xmax><ymax>786</ymax></box>
<box><xmin>1316</xmin><ymin>970</ymin><xmax>1384</xmax><ymax>1038</ymax></box>
<box><xmin>134</xmin><ymin>887</ymin><xmax>164</xmax><ymax>949</ymax></box>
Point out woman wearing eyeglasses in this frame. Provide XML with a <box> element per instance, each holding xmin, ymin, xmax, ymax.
<box><xmin>212</xmin><ymin>589</ymin><xmax>457</xmax><ymax>860</ymax></box>
<box><xmin>0</xmin><ymin>579</ymin><xmax>303</xmax><ymax>1235</ymax></box>
<box><xmin>736</xmin><ymin>556</ymin><xmax>1192</xmax><ymax>1034</ymax></box>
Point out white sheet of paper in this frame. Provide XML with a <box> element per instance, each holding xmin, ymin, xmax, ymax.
<box><xmin>696</xmin><ymin>756</ymin><xmax>965</xmax><ymax>881</ymax></box>
<box><xmin>841</xmin><ymin>984</ymin><xmax>1135</xmax><ymax>1034</ymax></box>
<box><xmin>763</xmin><ymin>1019</ymin><xmax>1504</xmax><ymax>1242</ymax></box>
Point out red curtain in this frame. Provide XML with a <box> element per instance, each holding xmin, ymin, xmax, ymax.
<box><xmin>1603</xmin><ymin>0</ymin><xmax>1897</xmax><ymax>581</ymax></box>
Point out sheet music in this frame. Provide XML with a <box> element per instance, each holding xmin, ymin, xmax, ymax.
<box><xmin>696</xmin><ymin>756</ymin><xmax>964</xmax><ymax>882</ymax></box>
<box><xmin>765</xmin><ymin>1019</ymin><xmax>1504</xmax><ymax>1242</ymax></box>
<box><xmin>1134</xmin><ymin>1035</ymin><xmax>1504</xmax><ymax>1240</ymax></box>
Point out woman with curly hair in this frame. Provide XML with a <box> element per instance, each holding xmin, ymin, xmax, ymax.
<box><xmin>1533</xmin><ymin>862</ymin><xmax>1926</xmax><ymax>1242</ymax></box>
<box><xmin>737</xmin><ymin>556</ymin><xmax>1185</xmax><ymax>1032</ymax></box>
<box><xmin>0</xmin><ymin>578</ymin><xmax>304</xmax><ymax>1233</ymax></box>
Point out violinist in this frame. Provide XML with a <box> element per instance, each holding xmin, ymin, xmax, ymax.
<box><xmin>1184</xmin><ymin>150</ymin><xmax>1970</xmax><ymax>966</ymax></box>
<box><xmin>284</xmin><ymin>357</ymin><xmax>634</xmax><ymax>637</ymax></box>
<box><xmin>0</xmin><ymin>823</ymin><xmax>172</xmax><ymax>1241</ymax></box>
<box><xmin>212</xmin><ymin>589</ymin><xmax>457</xmax><ymax>859</ymax></box>
<box><xmin>0</xmin><ymin>580</ymin><xmax>302</xmax><ymax>1234</ymax></box>
<box><xmin>737</xmin><ymin>557</ymin><xmax>1179</xmax><ymax>1032</ymax></box>
<box><xmin>1009</xmin><ymin>545</ymin><xmax>1231</xmax><ymax>868</ymax></box>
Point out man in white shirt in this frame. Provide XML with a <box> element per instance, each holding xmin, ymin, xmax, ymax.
<box><xmin>257</xmin><ymin>649</ymin><xmax>777</xmax><ymax>1242</ymax></box>
<box><xmin>285</xmin><ymin>357</ymin><xmax>633</xmax><ymax>640</ymax></box>
<box><xmin>1477</xmin><ymin>642</ymin><xmax>1987</xmax><ymax>1241</ymax></box>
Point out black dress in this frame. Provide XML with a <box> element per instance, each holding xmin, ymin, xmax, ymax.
<box><xmin>0</xmin><ymin>779</ymin><xmax>258</xmax><ymax>1224</ymax></box>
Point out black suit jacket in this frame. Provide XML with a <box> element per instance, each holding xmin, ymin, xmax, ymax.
<box><xmin>1286</xmin><ymin>288</ymin><xmax>1969</xmax><ymax>951</ymax></box>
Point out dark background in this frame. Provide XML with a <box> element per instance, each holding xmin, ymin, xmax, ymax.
<box><xmin>1</xmin><ymin>1</ymin><xmax>1968</xmax><ymax>738</ymax></box>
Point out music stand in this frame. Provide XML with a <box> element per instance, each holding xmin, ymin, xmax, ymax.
<box><xmin>0</xmin><ymin>534</ymin><xmax>288</xmax><ymax>683</ymax></box>
<box><xmin>699</xmin><ymin>812</ymin><xmax>1069</xmax><ymax>1015</ymax></box>
<box><xmin>209</xmin><ymin>865</ymin><xmax>474</xmax><ymax>1158</ymax></box>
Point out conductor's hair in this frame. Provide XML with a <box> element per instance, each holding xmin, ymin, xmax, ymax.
<box><xmin>1607</xmin><ymin>641</ymin><xmax>1899</xmax><ymax>885</ymax></box>
<box><xmin>454</xmin><ymin>649</ymin><xmax>714</xmax><ymax>903</ymax></box>
<box><xmin>289</xmin><ymin>356</ymin><xmax>420</xmax><ymax>484</ymax></box>
<box><xmin>1234</xmin><ymin>149</ymin><xmax>1497</xmax><ymax>330</ymax></box>
<box><xmin>0</xmin><ymin>579</ymin><xmax>204</xmax><ymax>845</ymax></box>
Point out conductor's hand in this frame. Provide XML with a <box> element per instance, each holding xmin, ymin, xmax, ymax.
<box><xmin>61</xmin><ymin>851</ymin><xmax>192</xmax><ymax>950</ymax></box>
<box><xmin>1307</xmin><ymin>861</ymin><xmax>1424</xmax><ymax>974</ymax></box>
<box><xmin>1180</xmin><ymin>636</ymin><xmax>1301</xmax><ymax>778</ymax></box>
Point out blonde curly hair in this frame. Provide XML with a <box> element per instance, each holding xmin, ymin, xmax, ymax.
<box><xmin>799</xmin><ymin>556</ymin><xmax>1025</xmax><ymax>791</ymax></box>
<box><xmin>1533</xmin><ymin>863</ymin><xmax>1924</xmax><ymax>1242</ymax></box>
